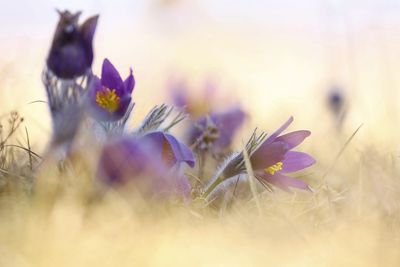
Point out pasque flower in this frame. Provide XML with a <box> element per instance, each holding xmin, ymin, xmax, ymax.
<box><xmin>98</xmin><ymin>131</ymin><xmax>195</xmax><ymax>197</ymax></box>
<box><xmin>189</xmin><ymin>107</ymin><xmax>246</xmax><ymax>152</ymax></box>
<box><xmin>249</xmin><ymin>116</ymin><xmax>315</xmax><ymax>192</ymax></box>
<box><xmin>203</xmin><ymin>117</ymin><xmax>315</xmax><ymax>197</ymax></box>
<box><xmin>88</xmin><ymin>58</ymin><xmax>135</xmax><ymax>122</ymax></box>
<box><xmin>43</xmin><ymin>10</ymin><xmax>98</xmax><ymax>155</ymax></box>
<box><xmin>47</xmin><ymin>10</ymin><xmax>98</xmax><ymax>79</ymax></box>
<box><xmin>170</xmin><ymin>80</ymin><xmax>246</xmax><ymax>152</ymax></box>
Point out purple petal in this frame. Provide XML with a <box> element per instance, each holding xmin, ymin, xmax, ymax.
<box><xmin>113</xmin><ymin>96</ymin><xmax>132</xmax><ymax>121</ymax></box>
<box><xmin>47</xmin><ymin>45</ymin><xmax>87</xmax><ymax>79</ymax></box>
<box><xmin>264</xmin><ymin>116</ymin><xmax>294</xmax><ymax>144</ymax></box>
<box><xmin>275</xmin><ymin>130</ymin><xmax>311</xmax><ymax>150</ymax></box>
<box><xmin>211</xmin><ymin>107</ymin><xmax>246</xmax><ymax>150</ymax></box>
<box><xmin>250</xmin><ymin>141</ymin><xmax>289</xmax><ymax>170</ymax></box>
<box><xmin>87</xmin><ymin>75</ymin><xmax>102</xmax><ymax>107</ymax></box>
<box><xmin>124</xmin><ymin>68</ymin><xmax>135</xmax><ymax>94</ymax></box>
<box><xmin>101</xmin><ymin>58</ymin><xmax>123</xmax><ymax>91</ymax></box>
<box><xmin>282</xmin><ymin>151</ymin><xmax>316</xmax><ymax>173</ymax></box>
<box><xmin>164</xmin><ymin>133</ymin><xmax>196</xmax><ymax>168</ymax></box>
<box><xmin>99</xmin><ymin>136</ymin><xmax>191</xmax><ymax>199</ymax></box>
<box><xmin>142</xmin><ymin>132</ymin><xmax>195</xmax><ymax>168</ymax></box>
<box><xmin>141</xmin><ymin>131</ymin><xmax>165</xmax><ymax>161</ymax></box>
<box><xmin>260</xmin><ymin>172</ymin><xmax>310</xmax><ymax>192</ymax></box>
<box><xmin>172</xmin><ymin>88</ymin><xmax>188</xmax><ymax>108</ymax></box>
<box><xmin>186</xmin><ymin>107</ymin><xmax>246</xmax><ymax>151</ymax></box>
<box><xmin>87</xmin><ymin>76</ymin><xmax>112</xmax><ymax>120</ymax></box>
<box><xmin>88</xmin><ymin>75</ymin><xmax>102</xmax><ymax>98</ymax></box>
<box><xmin>98</xmin><ymin>137</ymin><xmax>150</xmax><ymax>184</ymax></box>
<box><xmin>79</xmin><ymin>15</ymin><xmax>98</xmax><ymax>54</ymax></box>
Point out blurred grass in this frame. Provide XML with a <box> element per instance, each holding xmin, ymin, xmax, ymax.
<box><xmin>0</xmin><ymin>106</ymin><xmax>399</xmax><ymax>266</ymax></box>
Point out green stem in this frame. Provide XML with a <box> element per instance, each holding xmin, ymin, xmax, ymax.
<box><xmin>202</xmin><ymin>175</ymin><xmax>224</xmax><ymax>199</ymax></box>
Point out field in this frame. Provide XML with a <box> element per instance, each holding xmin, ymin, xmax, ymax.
<box><xmin>0</xmin><ymin>1</ymin><xmax>400</xmax><ymax>266</ymax></box>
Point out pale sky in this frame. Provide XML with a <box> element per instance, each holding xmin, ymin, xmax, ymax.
<box><xmin>1</xmin><ymin>0</ymin><xmax>400</xmax><ymax>148</ymax></box>
<box><xmin>2</xmin><ymin>0</ymin><xmax>400</xmax><ymax>37</ymax></box>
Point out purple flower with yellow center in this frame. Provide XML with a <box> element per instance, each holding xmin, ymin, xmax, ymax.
<box><xmin>189</xmin><ymin>107</ymin><xmax>246</xmax><ymax>152</ymax></box>
<box><xmin>47</xmin><ymin>10</ymin><xmax>98</xmax><ymax>79</ymax></box>
<box><xmin>203</xmin><ymin>117</ymin><xmax>315</xmax><ymax>197</ymax></box>
<box><xmin>98</xmin><ymin>131</ymin><xmax>195</xmax><ymax>197</ymax></box>
<box><xmin>249</xmin><ymin>116</ymin><xmax>315</xmax><ymax>192</ymax></box>
<box><xmin>88</xmin><ymin>58</ymin><xmax>135</xmax><ymax>121</ymax></box>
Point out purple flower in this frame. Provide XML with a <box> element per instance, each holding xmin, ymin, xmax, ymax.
<box><xmin>98</xmin><ymin>131</ymin><xmax>194</xmax><ymax>197</ymax></box>
<box><xmin>188</xmin><ymin>107</ymin><xmax>246</xmax><ymax>152</ymax></box>
<box><xmin>47</xmin><ymin>10</ymin><xmax>98</xmax><ymax>79</ymax></box>
<box><xmin>170</xmin><ymin>80</ymin><xmax>189</xmax><ymax>108</ymax></box>
<box><xmin>202</xmin><ymin>116</ymin><xmax>315</xmax><ymax>198</ymax></box>
<box><xmin>170</xmin><ymin>79</ymin><xmax>216</xmax><ymax>118</ymax></box>
<box><xmin>250</xmin><ymin>117</ymin><xmax>315</xmax><ymax>192</ymax></box>
<box><xmin>169</xmin><ymin>80</ymin><xmax>246</xmax><ymax>152</ymax></box>
<box><xmin>88</xmin><ymin>58</ymin><xmax>135</xmax><ymax>121</ymax></box>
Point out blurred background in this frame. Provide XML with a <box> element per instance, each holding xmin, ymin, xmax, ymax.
<box><xmin>1</xmin><ymin>0</ymin><xmax>400</xmax><ymax>151</ymax></box>
<box><xmin>2</xmin><ymin>2</ymin><xmax>400</xmax><ymax>266</ymax></box>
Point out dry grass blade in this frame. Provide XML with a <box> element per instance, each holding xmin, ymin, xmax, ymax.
<box><xmin>242</xmin><ymin>142</ymin><xmax>262</xmax><ymax>215</ymax></box>
<box><xmin>322</xmin><ymin>123</ymin><xmax>363</xmax><ymax>182</ymax></box>
<box><xmin>27</xmin><ymin>100</ymin><xmax>47</xmax><ymax>105</ymax></box>
<box><xmin>25</xmin><ymin>127</ymin><xmax>33</xmax><ymax>170</ymax></box>
<box><xmin>3</xmin><ymin>145</ymin><xmax>42</xmax><ymax>160</ymax></box>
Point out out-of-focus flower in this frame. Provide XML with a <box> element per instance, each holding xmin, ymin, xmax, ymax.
<box><xmin>203</xmin><ymin>117</ymin><xmax>315</xmax><ymax>197</ymax></box>
<box><xmin>169</xmin><ymin>79</ymin><xmax>246</xmax><ymax>152</ymax></box>
<box><xmin>88</xmin><ymin>58</ymin><xmax>135</xmax><ymax>122</ymax></box>
<box><xmin>170</xmin><ymin>79</ymin><xmax>217</xmax><ymax>118</ymax></box>
<box><xmin>249</xmin><ymin>117</ymin><xmax>315</xmax><ymax>192</ymax></box>
<box><xmin>327</xmin><ymin>87</ymin><xmax>347</xmax><ymax>130</ymax></box>
<box><xmin>328</xmin><ymin>89</ymin><xmax>344</xmax><ymax>115</ymax></box>
<box><xmin>189</xmin><ymin>107</ymin><xmax>246</xmax><ymax>152</ymax></box>
<box><xmin>47</xmin><ymin>10</ymin><xmax>98</xmax><ymax>79</ymax></box>
<box><xmin>98</xmin><ymin>131</ymin><xmax>194</xmax><ymax>197</ymax></box>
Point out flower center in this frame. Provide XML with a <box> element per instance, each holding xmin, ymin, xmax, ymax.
<box><xmin>265</xmin><ymin>162</ymin><xmax>283</xmax><ymax>175</ymax></box>
<box><xmin>96</xmin><ymin>88</ymin><xmax>120</xmax><ymax>113</ymax></box>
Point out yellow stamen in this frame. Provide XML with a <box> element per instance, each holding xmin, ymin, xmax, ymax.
<box><xmin>96</xmin><ymin>88</ymin><xmax>120</xmax><ymax>113</ymax></box>
<box><xmin>265</xmin><ymin>162</ymin><xmax>283</xmax><ymax>175</ymax></box>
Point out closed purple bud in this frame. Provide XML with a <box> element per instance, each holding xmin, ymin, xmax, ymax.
<box><xmin>47</xmin><ymin>10</ymin><xmax>99</xmax><ymax>79</ymax></box>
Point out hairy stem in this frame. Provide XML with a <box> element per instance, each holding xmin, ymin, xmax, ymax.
<box><xmin>202</xmin><ymin>174</ymin><xmax>224</xmax><ymax>199</ymax></box>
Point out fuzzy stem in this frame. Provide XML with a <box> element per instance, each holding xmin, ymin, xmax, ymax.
<box><xmin>202</xmin><ymin>174</ymin><xmax>224</xmax><ymax>199</ymax></box>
